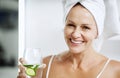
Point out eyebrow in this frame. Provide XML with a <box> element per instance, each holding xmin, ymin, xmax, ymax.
<box><xmin>66</xmin><ymin>19</ymin><xmax>75</xmax><ymax>24</ymax></box>
<box><xmin>67</xmin><ymin>19</ymin><xmax>92</xmax><ymax>26</ymax></box>
<box><xmin>82</xmin><ymin>24</ymin><xmax>91</xmax><ymax>26</ymax></box>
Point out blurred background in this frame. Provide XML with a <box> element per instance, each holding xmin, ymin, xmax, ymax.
<box><xmin>0</xmin><ymin>0</ymin><xmax>18</xmax><ymax>78</ymax></box>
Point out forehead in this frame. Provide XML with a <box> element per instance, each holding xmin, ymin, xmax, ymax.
<box><xmin>66</xmin><ymin>4</ymin><xmax>96</xmax><ymax>24</ymax></box>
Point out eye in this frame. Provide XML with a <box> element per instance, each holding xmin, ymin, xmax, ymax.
<box><xmin>66</xmin><ymin>24</ymin><xmax>75</xmax><ymax>27</ymax></box>
<box><xmin>82</xmin><ymin>26</ymin><xmax>90</xmax><ymax>30</ymax></box>
<box><xmin>65</xmin><ymin>23</ymin><xmax>75</xmax><ymax>29</ymax></box>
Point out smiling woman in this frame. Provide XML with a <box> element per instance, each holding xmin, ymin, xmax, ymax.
<box><xmin>18</xmin><ymin>0</ymin><xmax>120</xmax><ymax>78</ymax></box>
<box><xmin>64</xmin><ymin>4</ymin><xmax>98</xmax><ymax>53</ymax></box>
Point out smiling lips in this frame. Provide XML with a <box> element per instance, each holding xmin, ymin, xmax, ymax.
<box><xmin>70</xmin><ymin>39</ymin><xmax>84</xmax><ymax>44</ymax></box>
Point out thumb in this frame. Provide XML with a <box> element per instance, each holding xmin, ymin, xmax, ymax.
<box><xmin>39</xmin><ymin>64</ymin><xmax>46</xmax><ymax>69</ymax></box>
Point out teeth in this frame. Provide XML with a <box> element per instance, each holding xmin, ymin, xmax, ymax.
<box><xmin>71</xmin><ymin>39</ymin><xmax>82</xmax><ymax>44</ymax></box>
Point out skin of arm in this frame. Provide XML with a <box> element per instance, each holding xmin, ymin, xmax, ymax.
<box><xmin>42</xmin><ymin>56</ymin><xmax>52</xmax><ymax>78</ymax></box>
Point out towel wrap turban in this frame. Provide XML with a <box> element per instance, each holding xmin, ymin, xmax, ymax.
<box><xmin>62</xmin><ymin>0</ymin><xmax>120</xmax><ymax>39</ymax></box>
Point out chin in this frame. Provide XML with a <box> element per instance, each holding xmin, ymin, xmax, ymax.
<box><xmin>69</xmin><ymin>48</ymin><xmax>84</xmax><ymax>54</ymax></box>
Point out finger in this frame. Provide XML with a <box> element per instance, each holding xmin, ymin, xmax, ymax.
<box><xmin>18</xmin><ymin>65</ymin><xmax>27</xmax><ymax>78</ymax></box>
<box><xmin>19</xmin><ymin>65</ymin><xmax>26</xmax><ymax>73</ymax></box>
<box><xmin>17</xmin><ymin>74</ymin><xmax>26</xmax><ymax>78</ymax></box>
<box><xmin>17</xmin><ymin>73</ymin><xmax>26</xmax><ymax>78</ymax></box>
<box><xmin>39</xmin><ymin>64</ymin><xmax>46</xmax><ymax>69</ymax></box>
<box><xmin>19</xmin><ymin>58</ymin><xmax>27</xmax><ymax>64</ymax></box>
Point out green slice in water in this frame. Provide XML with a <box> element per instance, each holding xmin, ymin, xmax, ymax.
<box><xmin>25</xmin><ymin>68</ymin><xmax>36</xmax><ymax>76</ymax></box>
<box><xmin>24</xmin><ymin>65</ymin><xmax>33</xmax><ymax>68</ymax></box>
<box><xmin>24</xmin><ymin>64</ymin><xmax>40</xmax><ymax>76</ymax></box>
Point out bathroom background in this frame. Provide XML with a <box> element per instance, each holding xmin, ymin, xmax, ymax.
<box><xmin>0</xmin><ymin>0</ymin><xmax>18</xmax><ymax>78</ymax></box>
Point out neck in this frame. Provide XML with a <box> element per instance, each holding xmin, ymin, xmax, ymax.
<box><xmin>68</xmin><ymin>48</ymin><xmax>101</xmax><ymax>71</ymax></box>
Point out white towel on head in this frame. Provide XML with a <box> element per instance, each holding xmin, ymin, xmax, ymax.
<box><xmin>62</xmin><ymin>0</ymin><xmax>106</xmax><ymax>38</ymax></box>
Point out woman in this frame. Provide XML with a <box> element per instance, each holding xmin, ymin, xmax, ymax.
<box><xmin>17</xmin><ymin>0</ymin><xmax>120</xmax><ymax>78</ymax></box>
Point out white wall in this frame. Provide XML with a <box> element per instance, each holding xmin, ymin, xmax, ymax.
<box><xmin>101</xmin><ymin>40</ymin><xmax>120</xmax><ymax>61</ymax></box>
<box><xmin>24</xmin><ymin>0</ymin><xmax>68</xmax><ymax>57</ymax></box>
<box><xmin>20</xmin><ymin>0</ymin><xmax>120</xmax><ymax>61</ymax></box>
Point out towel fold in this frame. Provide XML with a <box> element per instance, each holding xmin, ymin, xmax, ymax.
<box><xmin>104</xmin><ymin>0</ymin><xmax>120</xmax><ymax>39</ymax></box>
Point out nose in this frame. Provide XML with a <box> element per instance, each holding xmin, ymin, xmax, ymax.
<box><xmin>71</xmin><ymin>28</ymin><xmax>82</xmax><ymax>39</ymax></box>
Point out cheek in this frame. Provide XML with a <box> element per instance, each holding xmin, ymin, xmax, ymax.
<box><xmin>64</xmin><ymin>28</ymin><xmax>73</xmax><ymax>37</ymax></box>
<box><xmin>92</xmin><ymin>26</ymin><xmax>98</xmax><ymax>38</ymax></box>
<box><xmin>92</xmin><ymin>29</ymin><xmax>98</xmax><ymax>39</ymax></box>
<box><xmin>85</xmin><ymin>30</ymin><xmax>97</xmax><ymax>40</ymax></box>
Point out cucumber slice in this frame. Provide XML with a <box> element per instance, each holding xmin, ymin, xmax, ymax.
<box><xmin>25</xmin><ymin>68</ymin><xmax>36</xmax><ymax>76</ymax></box>
<box><xmin>24</xmin><ymin>65</ymin><xmax>33</xmax><ymax>68</ymax></box>
<box><xmin>24</xmin><ymin>64</ymin><xmax>40</xmax><ymax>76</ymax></box>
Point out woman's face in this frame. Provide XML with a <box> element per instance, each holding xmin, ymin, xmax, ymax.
<box><xmin>64</xmin><ymin>5</ymin><xmax>98</xmax><ymax>53</ymax></box>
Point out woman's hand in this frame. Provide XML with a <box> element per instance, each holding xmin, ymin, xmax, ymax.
<box><xmin>17</xmin><ymin>58</ymin><xmax>27</xmax><ymax>78</ymax></box>
<box><xmin>17</xmin><ymin>58</ymin><xmax>46</xmax><ymax>78</ymax></box>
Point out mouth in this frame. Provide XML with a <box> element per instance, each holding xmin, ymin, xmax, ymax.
<box><xmin>70</xmin><ymin>38</ymin><xmax>84</xmax><ymax>44</ymax></box>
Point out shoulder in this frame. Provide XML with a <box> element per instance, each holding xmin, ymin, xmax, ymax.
<box><xmin>43</xmin><ymin>51</ymin><xmax>68</xmax><ymax>64</ymax></box>
<box><xmin>42</xmin><ymin>55</ymin><xmax>54</xmax><ymax>78</ymax></box>
<box><xmin>109</xmin><ymin>60</ymin><xmax>120</xmax><ymax>69</ymax></box>
<box><xmin>42</xmin><ymin>53</ymin><xmax>66</xmax><ymax>78</ymax></box>
<box><xmin>43</xmin><ymin>55</ymin><xmax>54</xmax><ymax>66</ymax></box>
<box><xmin>109</xmin><ymin>59</ymin><xmax>120</xmax><ymax>78</ymax></box>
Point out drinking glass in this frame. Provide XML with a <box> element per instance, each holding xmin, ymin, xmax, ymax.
<box><xmin>23</xmin><ymin>48</ymin><xmax>43</xmax><ymax>77</ymax></box>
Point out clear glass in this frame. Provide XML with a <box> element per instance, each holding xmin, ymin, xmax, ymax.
<box><xmin>23</xmin><ymin>48</ymin><xmax>43</xmax><ymax>77</ymax></box>
<box><xmin>24</xmin><ymin>48</ymin><xmax>42</xmax><ymax>65</ymax></box>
